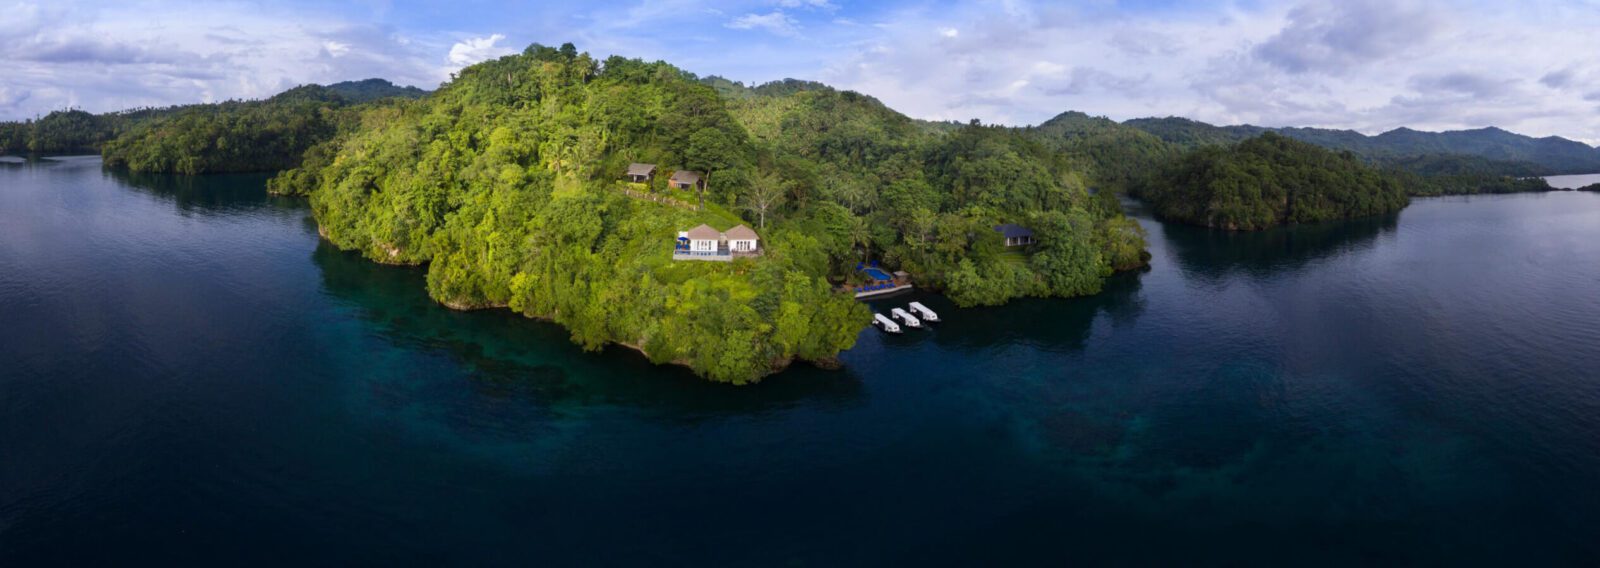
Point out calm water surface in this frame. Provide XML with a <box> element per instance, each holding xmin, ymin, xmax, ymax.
<box><xmin>4</xmin><ymin>157</ymin><xmax>1599</xmax><ymax>565</ymax></box>
<box><xmin>1545</xmin><ymin>172</ymin><xmax>1600</xmax><ymax>189</ymax></box>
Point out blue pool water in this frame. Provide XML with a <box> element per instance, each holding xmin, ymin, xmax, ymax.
<box><xmin>862</xmin><ymin>267</ymin><xmax>894</xmax><ymax>280</ymax></box>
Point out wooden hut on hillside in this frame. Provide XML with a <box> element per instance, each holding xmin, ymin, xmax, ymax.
<box><xmin>625</xmin><ymin>163</ymin><xmax>657</xmax><ymax>183</ymax></box>
<box><xmin>669</xmin><ymin>170</ymin><xmax>705</xmax><ymax>190</ymax></box>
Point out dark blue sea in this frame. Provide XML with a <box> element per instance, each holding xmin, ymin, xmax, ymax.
<box><xmin>3</xmin><ymin>157</ymin><xmax>1599</xmax><ymax>565</ymax></box>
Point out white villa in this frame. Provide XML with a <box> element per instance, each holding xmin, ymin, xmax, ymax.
<box><xmin>725</xmin><ymin>224</ymin><xmax>758</xmax><ymax>253</ymax></box>
<box><xmin>674</xmin><ymin>223</ymin><xmax>761</xmax><ymax>261</ymax></box>
<box><xmin>684</xmin><ymin>224</ymin><xmax>721</xmax><ymax>253</ymax></box>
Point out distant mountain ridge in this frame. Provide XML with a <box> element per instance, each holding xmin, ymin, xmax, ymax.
<box><xmin>324</xmin><ymin>79</ymin><xmax>429</xmax><ymax>103</ymax></box>
<box><xmin>1028</xmin><ymin>111</ymin><xmax>1561</xmax><ymax>196</ymax></box>
<box><xmin>1</xmin><ymin>78</ymin><xmax>428</xmax><ymax>157</ymax></box>
<box><xmin>1123</xmin><ymin>117</ymin><xmax>1600</xmax><ymax>175</ymax></box>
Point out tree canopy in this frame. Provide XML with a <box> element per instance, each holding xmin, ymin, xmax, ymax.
<box><xmin>0</xmin><ymin>79</ymin><xmax>425</xmax><ymax>171</ymax></box>
<box><xmin>1142</xmin><ymin>133</ymin><xmax>1411</xmax><ymax>230</ymax></box>
<box><xmin>101</xmin><ymin>81</ymin><xmax>425</xmax><ymax>175</ymax></box>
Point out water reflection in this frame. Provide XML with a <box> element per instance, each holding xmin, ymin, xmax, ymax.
<box><xmin>105</xmin><ymin>167</ymin><xmax>301</xmax><ymax>213</ymax></box>
<box><xmin>1159</xmin><ymin>212</ymin><xmax>1400</xmax><ymax>282</ymax></box>
<box><xmin>310</xmin><ymin>241</ymin><xmax>866</xmax><ymax>418</ymax></box>
<box><xmin>871</xmin><ymin>270</ymin><xmax>1146</xmax><ymax>354</ymax></box>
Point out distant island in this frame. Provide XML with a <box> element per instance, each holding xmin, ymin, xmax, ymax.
<box><xmin>5</xmin><ymin>43</ymin><xmax>1599</xmax><ymax>382</ymax></box>
<box><xmin>0</xmin><ymin>79</ymin><xmax>426</xmax><ymax>169</ymax></box>
<box><xmin>1140</xmin><ymin>133</ymin><xmax>1410</xmax><ymax>230</ymax></box>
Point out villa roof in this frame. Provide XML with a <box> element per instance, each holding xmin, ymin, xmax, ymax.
<box><xmin>627</xmin><ymin>163</ymin><xmax>657</xmax><ymax>176</ymax></box>
<box><xmin>724</xmin><ymin>224</ymin><xmax>758</xmax><ymax>240</ymax></box>
<box><xmin>686</xmin><ymin>224</ymin><xmax>721</xmax><ymax>240</ymax></box>
<box><xmin>670</xmin><ymin>170</ymin><xmax>703</xmax><ymax>185</ymax></box>
<box><xmin>993</xmin><ymin>223</ymin><xmax>1034</xmax><ymax>238</ymax></box>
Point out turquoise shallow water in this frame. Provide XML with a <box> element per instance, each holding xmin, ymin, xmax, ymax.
<box><xmin>3</xmin><ymin>157</ymin><xmax>1599</xmax><ymax>565</ymax></box>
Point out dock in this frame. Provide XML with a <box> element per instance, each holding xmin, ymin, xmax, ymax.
<box><xmin>854</xmin><ymin>283</ymin><xmax>913</xmax><ymax>299</ymax></box>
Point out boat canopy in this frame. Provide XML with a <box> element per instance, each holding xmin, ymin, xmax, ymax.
<box><xmin>873</xmin><ymin>313</ymin><xmax>901</xmax><ymax>333</ymax></box>
<box><xmin>891</xmin><ymin>307</ymin><xmax>922</xmax><ymax>327</ymax></box>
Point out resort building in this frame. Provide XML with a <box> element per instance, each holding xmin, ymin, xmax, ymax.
<box><xmin>725</xmin><ymin>224</ymin><xmax>758</xmax><ymax>253</ymax></box>
<box><xmin>684</xmin><ymin>224</ymin><xmax>721</xmax><ymax>253</ymax></box>
<box><xmin>994</xmin><ymin>224</ymin><xmax>1036</xmax><ymax>247</ymax></box>
<box><xmin>669</xmin><ymin>170</ymin><xmax>706</xmax><ymax>191</ymax></box>
<box><xmin>625</xmin><ymin>163</ymin><xmax>656</xmax><ymax>183</ymax></box>
<box><xmin>674</xmin><ymin>223</ymin><xmax>761</xmax><ymax>261</ymax></box>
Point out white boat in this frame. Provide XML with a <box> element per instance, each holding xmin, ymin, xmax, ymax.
<box><xmin>872</xmin><ymin>313</ymin><xmax>902</xmax><ymax>334</ymax></box>
<box><xmin>890</xmin><ymin>307</ymin><xmax>923</xmax><ymax>329</ymax></box>
<box><xmin>908</xmin><ymin>301</ymin><xmax>940</xmax><ymax>323</ymax></box>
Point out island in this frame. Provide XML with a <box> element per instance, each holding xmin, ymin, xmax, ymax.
<box><xmin>1138</xmin><ymin>132</ymin><xmax>1411</xmax><ymax>230</ymax></box>
<box><xmin>266</xmin><ymin>44</ymin><xmax>1150</xmax><ymax>383</ymax></box>
<box><xmin>12</xmin><ymin>41</ymin><xmax>1600</xmax><ymax>382</ymax></box>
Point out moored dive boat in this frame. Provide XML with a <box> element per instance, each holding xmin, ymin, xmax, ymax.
<box><xmin>908</xmin><ymin>301</ymin><xmax>940</xmax><ymax>323</ymax></box>
<box><xmin>890</xmin><ymin>307</ymin><xmax>923</xmax><ymax>329</ymax></box>
<box><xmin>872</xmin><ymin>313</ymin><xmax>902</xmax><ymax>334</ymax></box>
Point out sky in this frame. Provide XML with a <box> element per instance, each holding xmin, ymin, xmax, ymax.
<box><xmin>3</xmin><ymin>0</ymin><xmax>1599</xmax><ymax>143</ymax></box>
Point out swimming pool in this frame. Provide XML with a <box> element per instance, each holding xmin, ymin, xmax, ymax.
<box><xmin>862</xmin><ymin>267</ymin><xmax>894</xmax><ymax>281</ymax></box>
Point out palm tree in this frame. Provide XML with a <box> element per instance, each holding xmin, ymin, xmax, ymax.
<box><xmin>848</xmin><ymin>214</ymin><xmax>872</xmax><ymax>263</ymax></box>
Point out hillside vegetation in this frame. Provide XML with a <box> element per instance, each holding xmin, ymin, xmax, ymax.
<box><xmin>1022</xmin><ymin>111</ymin><xmax>1177</xmax><ymax>194</ymax></box>
<box><xmin>1029</xmin><ymin>113</ymin><xmax>1562</xmax><ymax>199</ymax></box>
<box><xmin>279</xmin><ymin>44</ymin><xmax>1149</xmax><ymax>382</ymax></box>
<box><xmin>101</xmin><ymin>80</ymin><xmax>425</xmax><ymax>175</ymax></box>
<box><xmin>1125</xmin><ymin>117</ymin><xmax>1600</xmax><ymax>175</ymax></box>
<box><xmin>1142</xmin><ymin>133</ymin><xmax>1410</xmax><ymax>230</ymax></box>
<box><xmin>0</xmin><ymin>109</ymin><xmax>165</xmax><ymax>155</ymax></box>
<box><xmin>0</xmin><ymin>79</ymin><xmax>424</xmax><ymax>169</ymax></box>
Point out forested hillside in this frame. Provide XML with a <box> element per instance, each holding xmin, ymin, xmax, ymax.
<box><xmin>1023</xmin><ymin>111</ymin><xmax>1177</xmax><ymax>194</ymax></box>
<box><xmin>1024</xmin><ymin>112</ymin><xmax>1550</xmax><ymax>200</ymax></box>
<box><xmin>1380</xmin><ymin>154</ymin><xmax>1551</xmax><ymax>196</ymax></box>
<box><xmin>0</xmin><ymin>79</ymin><xmax>425</xmax><ymax>168</ymax></box>
<box><xmin>1126</xmin><ymin>116</ymin><xmax>1600</xmax><ymax>175</ymax></box>
<box><xmin>101</xmin><ymin>80</ymin><xmax>426</xmax><ymax>174</ymax></box>
<box><xmin>0</xmin><ymin>109</ymin><xmax>165</xmax><ymax>155</ymax></box>
<box><xmin>282</xmin><ymin>44</ymin><xmax>1148</xmax><ymax>383</ymax></box>
<box><xmin>1143</xmin><ymin>133</ymin><xmax>1410</xmax><ymax>230</ymax></box>
<box><xmin>325</xmin><ymin>78</ymin><xmax>429</xmax><ymax>103</ymax></box>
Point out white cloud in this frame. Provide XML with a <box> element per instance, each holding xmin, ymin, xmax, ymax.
<box><xmin>323</xmin><ymin>41</ymin><xmax>352</xmax><ymax>58</ymax></box>
<box><xmin>446</xmin><ymin>34</ymin><xmax>513</xmax><ymax>66</ymax></box>
<box><xmin>0</xmin><ymin>86</ymin><xmax>31</xmax><ymax>114</ymax></box>
<box><xmin>778</xmin><ymin>0</ymin><xmax>837</xmax><ymax>11</ymax></box>
<box><xmin>0</xmin><ymin>2</ymin><xmax>442</xmax><ymax>120</ymax></box>
<box><xmin>726</xmin><ymin>11</ymin><xmax>800</xmax><ymax>37</ymax></box>
<box><xmin>815</xmin><ymin>0</ymin><xmax>1600</xmax><ymax>144</ymax></box>
<box><xmin>1253</xmin><ymin>0</ymin><xmax>1446</xmax><ymax>75</ymax></box>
